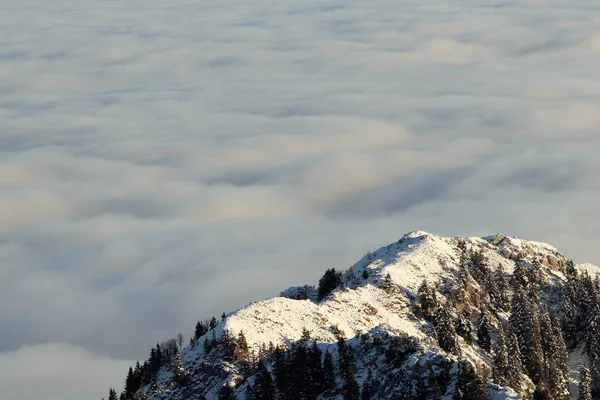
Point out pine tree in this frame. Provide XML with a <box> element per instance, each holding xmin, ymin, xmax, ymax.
<box><xmin>344</xmin><ymin>368</ymin><xmax>360</xmax><ymax>400</ymax></box>
<box><xmin>509</xmin><ymin>290</ymin><xmax>544</xmax><ymax>383</ymax></box>
<box><xmin>492</xmin><ymin>325</ymin><xmax>509</xmax><ymax>386</ymax></box>
<box><xmin>578</xmin><ymin>273</ymin><xmax>596</xmax><ymax>334</ymax></box>
<box><xmin>219</xmin><ymin>384</ymin><xmax>236</xmax><ymax>400</ymax></box>
<box><xmin>587</xmin><ymin>318</ymin><xmax>600</xmax><ymax>397</ymax></box>
<box><xmin>124</xmin><ymin>366</ymin><xmax>135</xmax><ymax>398</ymax></box>
<box><xmin>455</xmin><ymin>312</ymin><xmax>473</xmax><ymax>344</ymax></box>
<box><xmin>337</xmin><ymin>337</ymin><xmax>351</xmax><ymax>373</ymax></box>
<box><xmin>562</xmin><ymin>277</ymin><xmax>579</xmax><ymax>348</ymax></box>
<box><xmin>322</xmin><ymin>350</ymin><xmax>336</xmax><ymax>393</ymax></box>
<box><xmin>209</xmin><ymin>316</ymin><xmax>218</xmax><ymax>330</ymax></box>
<box><xmin>505</xmin><ymin>327</ymin><xmax>525</xmax><ymax>390</ymax></box>
<box><xmin>250</xmin><ymin>361</ymin><xmax>275</xmax><ymax>400</ymax></box>
<box><xmin>195</xmin><ymin>321</ymin><xmax>208</xmax><ymax>339</ymax></box>
<box><xmin>538</xmin><ymin>307</ymin><xmax>554</xmax><ymax>382</ymax></box>
<box><xmin>526</xmin><ymin>259</ymin><xmax>542</xmax><ymax>302</ymax></box>
<box><xmin>273</xmin><ymin>346</ymin><xmax>289</xmax><ymax>398</ymax></box>
<box><xmin>222</xmin><ymin>329</ymin><xmax>236</xmax><ymax>361</ymax></box>
<box><xmin>476</xmin><ymin>311</ymin><xmax>491</xmax><ymax>352</ymax></box>
<box><xmin>108</xmin><ymin>389</ymin><xmax>118</xmax><ymax>400</ymax></box>
<box><xmin>579</xmin><ymin>366</ymin><xmax>592</xmax><ymax>400</ymax></box>
<box><xmin>318</xmin><ymin>268</ymin><xmax>342</xmax><ymax>301</ymax></box>
<box><xmin>133</xmin><ymin>386</ymin><xmax>147</xmax><ymax>400</ymax></box>
<box><xmin>493</xmin><ymin>264</ymin><xmax>510</xmax><ymax>311</ymax></box>
<box><xmin>548</xmin><ymin>316</ymin><xmax>571</xmax><ymax>399</ymax></box>
<box><xmin>532</xmin><ymin>382</ymin><xmax>552</xmax><ymax>400</ymax></box>
<box><xmin>469</xmin><ymin>249</ymin><xmax>492</xmax><ymax>292</ymax></box>
<box><xmin>361</xmin><ymin>369</ymin><xmax>377</xmax><ymax>400</ymax></box>
<box><xmin>237</xmin><ymin>330</ymin><xmax>249</xmax><ymax>360</ymax></box>
<box><xmin>431</xmin><ymin>378</ymin><xmax>442</xmax><ymax>400</ymax></box>
<box><xmin>457</xmin><ymin>239</ymin><xmax>469</xmax><ymax>270</ymax></box>
<box><xmin>454</xmin><ymin>360</ymin><xmax>487</xmax><ymax>400</ymax></box>
<box><xmin>565</xmin><ymin>259</ymin><xmax>577</xmax><ymax>277</ymax></box>
<box><xmin>512</xmin><ymin>260</ymin><xmax>528</xmax><ymax>292</ymax></box>
<box><xmin>307</xmin><ymin>342</ymin><xmax>324</xmax><ymax>396</ymax></box>
<box><xmin>171</xmin><ymin>352</ymin><xmax>188</xmax><ymax>384</ymax></box>
<box><xmin>300</xmin><ymin>327</ymin><xmax>311</xmax><ymax>342</ymax></box>
<box><xmin>433</xmin><ymin>306</ymin><xmax>461</xmax><ymax>356</ymax></box>
<box><xmin>417</xmin><ymin>280</ymin><xmax>438</xmax><ymax>318</ymax></box>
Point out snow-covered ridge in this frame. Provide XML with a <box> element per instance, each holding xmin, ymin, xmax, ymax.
<box><xmin>197</xmin><ymin>230</ymin><xmax>594</xmax><ymax>354</ymax></box>
<box><xmin>149</xmin><ymin>230</ymin><xmax>600</xmax><ymax>400</ymax></box>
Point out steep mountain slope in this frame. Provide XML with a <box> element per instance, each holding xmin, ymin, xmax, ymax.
<box><xmin>112</xmin><ymin>231</ymin><xmax>599</xmax><ymax>400</ymax></box>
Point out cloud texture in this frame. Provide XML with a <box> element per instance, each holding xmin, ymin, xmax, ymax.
<box><xmin>2</xmin><ymin>0</ymin><xmax>600</xmax><ymax>398</ymax></box>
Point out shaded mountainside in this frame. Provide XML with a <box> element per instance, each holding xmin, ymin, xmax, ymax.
<box><xmin>106</xmin><ymin>231</ymin><xmax>600</xmax><ymax>400</ymax></box>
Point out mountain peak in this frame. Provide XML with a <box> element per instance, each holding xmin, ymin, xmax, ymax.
<box><xmin>120</xmin><ymin>231</ymin><xmax>599</xmax><ymax>400</ymax></box>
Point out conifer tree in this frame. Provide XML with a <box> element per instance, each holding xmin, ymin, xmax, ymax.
<box><xmin>237</xmin><ymin>331</ymin><xmax>249</xmax><ymax>360</ymax></box>
<box><xmin>578</xmin><ymin>273</ymin><xmax>596</xmax><ymax>333</ymax></box>
<box><xmin>562</xmin><ymin>278</ymin><xmax>579</xmax><ymax>348</ymax></box>
<box><xmin>454</xmin><ymin>360</ymin><xmax>487</xmax><ymax>400</ymax></box>
<box><xmin>526</xmin><ymin>259</ymin><xmax>542</xmax><ymax>302</ymax></box>
<box><xmin>470</xmin><ymin>250</ymin><xmax>492</xmax><ymax>292</ymax></box>
<box><xmin>532</xmin><ymin>382</ymin><xmax>552</xmax><ymax>400</ymax></box>
<box><xmin>457</xmin><ymin>239</ymin><xmax>469</xmax><ymax>270</ymax></box>
<box><xmin>493</xmin><ymin>265</ymin><xmax>510</xmax><ymax>311</ymax></box>
<box><xmin>221</xmin><ymin>329</ymin><xmax>236</xmax><ymax>361</ymax></box>
<box><xmin>209</xmin><ymin>316</ymin><xmax>218</xmax><ymax>330</ymax></box>
<box><xmin>108</xmin><ymin>389</ymin><xmax>118</xmax><ymax>400</ymax></box>
<box><xmin>344</xmin><ymin>368</ymin><xmax>360</xmax><ymax>400</ymax></box>
<box><xmin>505</xmin><ymin>327</ymin><xmax>525</xmax><ymax>390</ymax></box>
<box><xmin>133</xmin><ymin>386</ymin><xmax>147</xmax><ymax>400</ymax></box>
<box><xmin>585</xmin><ymin>304</ymin><xmax>600</xmax><ymax>397</ymax></box>
<box><xmin>124</xmin><ymin>367</ymin><xmax>135</xmax><ymax>398</ymax></box>
<box><xmin>337</xmin><ymin>337</ymin><xmax>351</xmax><ymax>373</ymax></box>
<box><xmin>492</xmin><ymin>325</ymin><xmax>509</xmax><ymax>386</ymax></box>
<box><xmin>548</xmin><ymin>316</ymin><xmax>571</xmax><ymax>399</ymax></box>
<box><xmin>361</xmin><ymin>369</ymin><xmax>377</xmax><ymax>400</ymax></box>
<box><xmin>565</xmin><ymin>259</ymin><xmax>577</xmax><ymax>277</ymax></box>
<box><xmin>455</xmin><ymin>313</ymin><xmax>473</xmax><ymax>344</ymax></box>
<box><xmin>579</xmin><ymin>366</ymin><xmax>592</xmax><ymax>400</ymax></box>
<box><xmin>195</xmin><ymin>321</ymin><xmax>208</xmax><ymax>340</ymax></box>
<box><xmin>307</xmin><ymin>342</ymin><xmax>324</xmax><ymax>395</ymax></box>
<box><xmin>512</xmin><ymin>260</ymin><xmax>528</xmax><ymax>292</ymax></box>
<box><xmin>317</xmin><ymin>268</ymin><xmax>342</xmax><ymax>301</ymax></box>
<box><xmin>431</xmin><ymin>379</ymin><xmax>442</xmax><ymax>400</ymax></box>
<box><xmin>417</xmin><ymin>280</ymin><xmax>438</xmax><ymax>318</ymax></box>
<box><xmin>218</xmin><ymin>384</ymin><xmax>236</xmax><ymax>400</ymax></box>
<box><xmin>322</xmin><ymin>350</ymin><xmax>336</xmax><ymax>393</ymax></box>
<box><xmin>509</xmin><ymin>290</ymin><xmax>544</xmax><ymax>383</ymax></box>
<box><xmin>300</xmin><ymin>327</ymin><xmax>311</xmax><ymax>342</ymax></box>
<box><xmin>433</xmin><ymin>306</ymin><xmax>461</xmax><ymax>356</ymax></box>
<box><xmin>538</xmin><ymin>307</ymin><xmax>554</xmax><ymax>381</ymax></box>
<box><xmin>171</xmin><ymin>352</ymin><xmax>188</xmax><ymax>384</ymax></box>
<box><xmin>476</xmin><ymin>311</ymin><xmax>491</xmax><ymax>352</ymax></box>
<box><xmin>273</xmin><ymin>346</ymin><xmax>289</xmax><ymax>397</ymax></box>
<box><xmin>250</xmin><ymin>361</ymin><xmax>275</xmax><ymax>400</ymax></box>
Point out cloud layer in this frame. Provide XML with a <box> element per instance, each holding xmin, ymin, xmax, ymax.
<box><xmin>2</xmin><ymin>0</ymin><xmax>600</xmax><ymax>398</ymax></box>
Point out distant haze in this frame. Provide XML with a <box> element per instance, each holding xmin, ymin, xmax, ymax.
<box><xmin>1</xmin><ymin>0</ymin><xmax>599</xmax><ymax>399</ymax></box>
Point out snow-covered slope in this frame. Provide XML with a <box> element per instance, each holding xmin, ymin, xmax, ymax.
<box><xmin>216</xmin><ymin>231</ymin><xmax>581</xmax><ymax>351</ymax></box>
<box><xmin>136</xmin><ymin>230</ymin><xmax>599</xmax><ymax>400</ymax></box>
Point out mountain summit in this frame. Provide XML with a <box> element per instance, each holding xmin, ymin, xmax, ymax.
<box><xmin>108</xmin><ymin>231</ymin><xmax>599</xmax><ymax>400</ymax></box>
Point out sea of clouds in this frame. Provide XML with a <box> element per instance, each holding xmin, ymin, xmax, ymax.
<box><xmin>2</xmin><ymin>0</ymin><xmax>600</xmax><ymax>398</ymax></box>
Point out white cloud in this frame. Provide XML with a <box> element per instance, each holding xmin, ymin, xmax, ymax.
<box><xmin>0</xmin><ymin>343</ymin><xmax>132</xmax><ymax>400</ymax></box>
<box><xmin>2</xmin><ymin>0</ymin><xmax>600</xmax><ymax>398</ymax></box>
